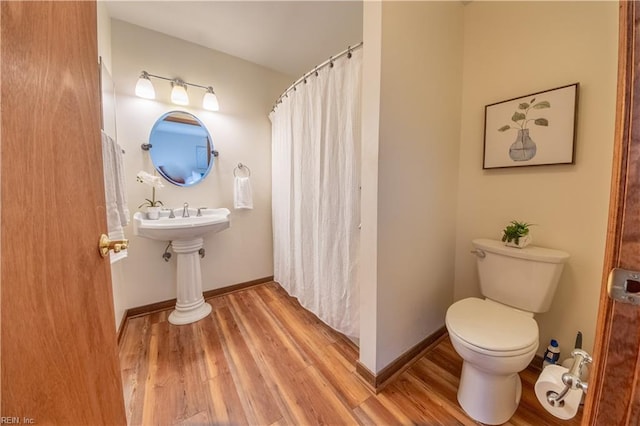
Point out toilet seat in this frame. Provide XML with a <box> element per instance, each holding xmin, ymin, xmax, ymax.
<box><xmin>446</xmin><ymin>297</ymin><xmax>538</xmax><ymax>357</ymax></box>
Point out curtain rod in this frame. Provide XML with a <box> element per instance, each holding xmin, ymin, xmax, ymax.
<box><xmin>271</xmin><ymin>41</ymin><xmax>363</xmax><ymax>112</ymax></box>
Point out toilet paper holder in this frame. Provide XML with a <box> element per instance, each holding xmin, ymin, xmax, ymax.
<box><xmin>546</xmin><ymin>349</ymin><xmax>592</xmax><ymax>407</ymax></box>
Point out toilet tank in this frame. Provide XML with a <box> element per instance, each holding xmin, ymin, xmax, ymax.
<box><xmin>472</xmin><ymin>238</ymin><xmax>570</xmax><ymax>313</ymax></box>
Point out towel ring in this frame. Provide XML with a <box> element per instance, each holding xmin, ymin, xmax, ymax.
<box><xmin>234</xmin><ymin>163</ymin><xmax>251</xmax><ymax>177</ymax></box>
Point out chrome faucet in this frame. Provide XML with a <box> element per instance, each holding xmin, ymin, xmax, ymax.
<box><xmin>197</xmin><ymin>207</ymin><xmax>206</xmax><ymax>217</ymax></box>
<box><xmin>182</xmin><ymin>202</ymin><xmax>190</xmax><ymax>218</ymax></box>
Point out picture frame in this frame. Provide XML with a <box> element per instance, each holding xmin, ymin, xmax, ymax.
<box><xmin>483</xmin><ymin>83</ymin><xmax>579</xmax><ymax>169</ymax></box>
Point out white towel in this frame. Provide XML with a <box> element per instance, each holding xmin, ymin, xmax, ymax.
<box><xmin>234</xmin><ymin>176</ymin><xmax>253</xmax><ymax>209</ymax></box>
<box><xmin>102</xmin><ymin>131</ymin><xmax>129</xmax><ymax>262</ymax></box>
<box><xmin>112</xmin><ymin>140</ymin><xmax>130</xmax><ymax>226</ymax></box>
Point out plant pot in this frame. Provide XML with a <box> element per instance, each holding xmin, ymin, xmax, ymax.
<box><xmin>146</xmin><ymin>206</ymin><xmax>161</xmax><ymax>220</ymax></box>
<box><xmin>505</xmin><ymin>234</ymin><xmax>532</xmax><ymax>248</ymax></box>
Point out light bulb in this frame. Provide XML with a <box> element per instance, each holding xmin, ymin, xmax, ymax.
<box><xmin>135</xmin><ymin>71</ymin><xmax>155</xmax><ymax>99</ymax></box>
<box><xmin>171</xmin><ymin>80</ymin><xmax>189</xmax><ymax>106</ymax></box>
<box><xmin>202</xmin><ymin>87</ymin><xmax>219</xmax><ymax>111</ymax></box>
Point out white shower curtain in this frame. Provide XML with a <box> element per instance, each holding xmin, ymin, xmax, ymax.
<box><xmin>270</xmin><ymin>48</ymin><xmax>362</xmax><ymax>338</ymax></box>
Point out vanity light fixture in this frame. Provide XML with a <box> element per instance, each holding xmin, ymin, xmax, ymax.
<box><xmin>202</xmin><ymin>87</ymin><xmax>220</xmax><ymax>112</ymax></box>
<box><xmin>135</xmin><ymin>71</ymin><xmax>156</xmax><ymax>99</ymax></box>
<box><xmin>135</xmin><ymin>70</ymin><xmax>220</xmax><ymax>111</ymax></box>
<box><xmin>170</xmin><ymin>80</ymin><xmax>189</xmax><ymax>106</ymax></box>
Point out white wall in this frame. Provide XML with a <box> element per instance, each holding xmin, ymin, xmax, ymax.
<box><xmin>360</xmin><ymin>1</ymin><xmax>464</xmax><ymax>373</ymax></box>
<box><xmin>109</xmin><ymin>20</ymin><xmax>291</xmax><ymax>327</ymax></box>
<box><xmin>454</xmin><ymin>1</ymin><xmax>618</xmax><ymax>358</ymax></box>
<box><xmin>96</xmin><ymin>2</ymin><xmax>112</xmax><ymax>72</ymax></box>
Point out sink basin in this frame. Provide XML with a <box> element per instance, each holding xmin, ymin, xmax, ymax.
<box><xmin>133</xmin><ymin>208</ymin><xmax>230</xmax><ymax>241</ymax></box>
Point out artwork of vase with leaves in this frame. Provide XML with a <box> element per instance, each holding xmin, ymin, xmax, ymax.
<box><xmin>498</xmin><ymin>98</ymin><xmax>550</xmax><ymax>162</ymax></box>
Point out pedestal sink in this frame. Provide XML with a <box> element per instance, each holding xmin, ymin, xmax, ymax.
<box><xmin>132</xmin><ymin>207</ymin><xmax>230</xmax><ymax>325</ymax></box>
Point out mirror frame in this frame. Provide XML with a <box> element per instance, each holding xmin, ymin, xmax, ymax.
<box><xmin>148</xmin><ymin>110</ymin><xmax>215</xmax><ymax>187</ymax></box>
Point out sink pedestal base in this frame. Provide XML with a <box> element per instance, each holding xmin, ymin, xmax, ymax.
<box><xmin>168</xmin><ymin>237</ymin><xmax>211</xmax><ymax>325</ymax></box>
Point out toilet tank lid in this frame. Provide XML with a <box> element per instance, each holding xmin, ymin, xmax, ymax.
<box><xmin>473</xmin><ymin>238</ymin><xmax>570</xmax><ymax>264</ymax></box>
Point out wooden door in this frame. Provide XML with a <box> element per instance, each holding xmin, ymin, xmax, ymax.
<box><xmin>585</xmin><ymin>1</ymin><xmax>640</xmax><ymax>424</ymax></box>
<box><xmin>0</xmin><ymin>2</ymin><xmax>126</xmax><ymax>424</ymax></box>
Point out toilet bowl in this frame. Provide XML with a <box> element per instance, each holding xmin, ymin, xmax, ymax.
<box><xmin>446</xmin><ymin>297</ymin><xmax>538</xmax><ymax>425</ymax></box>
<box><xmin>446</xmin><ymin>239</ymin><xmax>569</xmax><ymax>425</ymax></box>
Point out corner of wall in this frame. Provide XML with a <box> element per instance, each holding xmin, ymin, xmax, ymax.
<box><xmin>359</xmin><ymin>0</ymin><xmax>382</xmax><ymax>372</ymax></box>
<box><xmin>362</xmin><ymin>1</ymin><xmax>464</xmax><ymax>373</ymax></box>
<box><xmin>96</xmin><ymin>2</ymin><xmax>113</xmax><ymax>73</ymax></box>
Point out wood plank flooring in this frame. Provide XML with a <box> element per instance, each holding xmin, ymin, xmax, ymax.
<box><xmin>119</xmin><ymin>282</ymin><xmax>582</xmax><ymax>425</ymax></box>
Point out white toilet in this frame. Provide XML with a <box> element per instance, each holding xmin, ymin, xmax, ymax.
<box><xmin>446</xmin><ymin>238</ymin><xmax>569</xmax><ymax>425</ymax></box>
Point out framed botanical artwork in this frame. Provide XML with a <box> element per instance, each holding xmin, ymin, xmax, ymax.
<box><xmin>483</xmin><ymin>83</ymin><xmax>579</xmax><ymax>169</ymax></box>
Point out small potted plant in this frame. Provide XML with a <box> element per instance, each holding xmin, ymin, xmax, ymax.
<box><xmin>501</xmin><ymin>220</ymin><xmax>533</xmax><ymax>248</ymax></box>
<box><xmin>137</xmin><ymin>170</ymin><xmax>164</xmax><ymax>219</ymax></box>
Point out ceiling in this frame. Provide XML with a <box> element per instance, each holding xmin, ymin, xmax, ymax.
<box><xmin>106</xmin><ymin>1</ymin><xmax>364</xmax><ymax>78</ymax></box>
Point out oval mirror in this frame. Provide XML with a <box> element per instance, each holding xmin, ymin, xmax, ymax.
<box><xmin>148</xmin><ymin>111</ymin><xmax>214</xmax><ymax>187</ymax></box>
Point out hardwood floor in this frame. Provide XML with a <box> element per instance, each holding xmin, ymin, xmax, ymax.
<box><xmin>119</xmin><ymin>282</ymin><xmax>582</xmax><ymax>425</ymax></box>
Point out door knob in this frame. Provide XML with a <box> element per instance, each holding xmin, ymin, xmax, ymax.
<box><xmin>99</xmin><ymin>234</ymin><xmax>129</xmax><ymax>257</ymax></box>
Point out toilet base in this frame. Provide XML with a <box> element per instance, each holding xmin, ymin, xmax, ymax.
<box><xmin>457</xmin><ymin>361</ymin><xmax>522</xmax><ymax>425</ymax></box>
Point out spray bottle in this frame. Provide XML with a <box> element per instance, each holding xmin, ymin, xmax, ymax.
<box><xmin>542</xmin><ymin>339</ymin><xmax>561</xmax><ymax>368</ymax></box>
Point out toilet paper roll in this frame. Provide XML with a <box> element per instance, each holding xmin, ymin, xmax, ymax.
<box><xmin>534</xmin><ymin>364</ymin><xmax>582</xmax><ymax>420</ymax></box>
